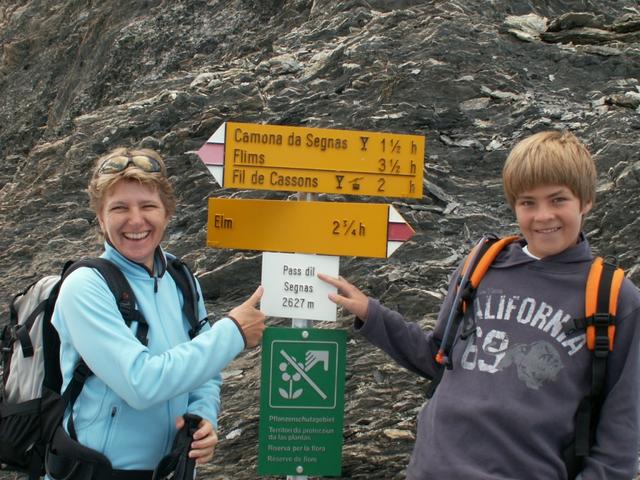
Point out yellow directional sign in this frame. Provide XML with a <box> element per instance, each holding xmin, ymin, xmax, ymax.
<box><xmin>207</xmin><ymin>198</ymin><xmax>415</xmax><ymax>258</ymax></box>
<box><xmin>198</xmin><ymin>122</ymin><xmax>425</xmax><ymax>199</ymax></box>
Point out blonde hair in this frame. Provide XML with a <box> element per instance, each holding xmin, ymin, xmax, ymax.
<box><xmin>502</xmin><ymin>131</ymin><xmax>596</xmax><ymax>209</ymax></box>
<box><xmin>88</xmin><ymin>147</ymin><xmax>176</xmax><ymax>217</ymax></box>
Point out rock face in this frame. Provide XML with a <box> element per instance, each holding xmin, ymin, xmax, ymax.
<box><xmin>1</xmin><ymin>1</ymin><xmax>639</xmax><ymax>479</ymax></box>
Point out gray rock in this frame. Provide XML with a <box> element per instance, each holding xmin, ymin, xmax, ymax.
<box><xmin>1</xmin><ymin>1</ymin><xmax>639</xmax><ymax>479</ymax></box>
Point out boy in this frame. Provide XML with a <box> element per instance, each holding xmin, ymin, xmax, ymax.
<box><xmin>319</xmin><ymin>131</ymin><xmax>640</xmax><ymax>479</ymax></box>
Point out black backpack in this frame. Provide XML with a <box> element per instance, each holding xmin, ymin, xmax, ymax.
<box><xmin>0</xmin><ymin>256</ymin><xmax>204</xmax><ymax>480</ymax></box>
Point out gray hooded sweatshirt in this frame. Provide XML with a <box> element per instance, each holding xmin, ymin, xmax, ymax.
<box><xmin>357</xmin><ymin>237</ymin><xmax>640</xmax><ymax>479</ymax></box>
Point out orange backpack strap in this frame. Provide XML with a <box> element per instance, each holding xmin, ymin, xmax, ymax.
<box><xmin>562</xmin><ymin>256</ymin><xmax>625</xmax><ymax>471</ymax></box>
<box><xmin>468</xmin><ymin>236</ymin><xmax>520</xmax><ymax>289</ymax></box>
<box><xmin>584</xmin><ymin>257</ymin><xmax>624</xmax><ymax>352</ymax></box>
<box><xmin>434</xmin><ymin>235</ymin><xmax>519</xmax><ymax>366</ymax></box>
<box><xmin>463</xmin><ymin>235</ymin><xmax>519</xmax><ymax>312</ymax></box>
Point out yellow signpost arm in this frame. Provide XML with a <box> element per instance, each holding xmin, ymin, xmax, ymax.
<box><xmin>207</xmin><ymin>198</ymin><xmax>414</xmax><ymax>258</ymax></box>
<box><xmin>198</xmin><ymin>122</ymin><xmax>425</xmax><ymax>199</ymax></box>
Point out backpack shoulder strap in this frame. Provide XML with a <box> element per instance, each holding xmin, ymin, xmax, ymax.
<box><xmin>427</xmin><ymin>235</ymin><xmax>518</xmax><ymax>396</ymax></box>
<box><xmin>463</xmin><ymin>235</ymin><xmax>519</xmax><ymax>311</ymax></box>
<box><xmin>585</xmin><ymin>257</ymin><xmax>624</xmax><ymax>357</ymax></box>
<box><xmin>63</xmin><ymin>258</ymin><xmax>149</xmax><ymax>346</ymax></box>
<box><xmin>58</xmin><ymin>258</ymin><xmax>150</xmax><ymax>441</ymax></box>
<box><xmin>563</xmin><ymin>256</ymin><xmax>625</xmax><ymax>478</ymax></box>
<box><xmin>437</xmin><ymin>235</ymin><xmax>518</xmax><ymax>362</ymax></box>
<box><xmin>166</xmin><ymin>257</ymin><xmax>205</xmax><ymax>338</ymax></box>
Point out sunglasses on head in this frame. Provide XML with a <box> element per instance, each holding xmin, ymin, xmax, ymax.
<box><xmin>97</xmin><ymin>154</ymin><xmax>163</xmax><ymax>175</ymax></box>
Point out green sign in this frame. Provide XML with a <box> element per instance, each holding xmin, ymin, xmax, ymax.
<box><xmin>258</xmin><ymin>327</ymin><xmax>347</xmax><ymax>477</ymax></box>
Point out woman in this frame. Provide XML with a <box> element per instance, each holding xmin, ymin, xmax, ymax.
<box><xmin>50</xmin><ymin>148</ymin><xmax>265</xmax><ymax>478</ymax></box>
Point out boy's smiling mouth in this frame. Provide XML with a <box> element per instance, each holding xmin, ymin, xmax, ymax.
<box><xmin>535</xmin><ymin>227</ymin><xmax>561</xmax><ymax>234</ymax></box>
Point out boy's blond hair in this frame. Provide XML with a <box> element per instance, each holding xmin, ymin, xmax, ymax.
<box><xmin>88</xmin><ymin>147</ymin><xmax>176</xmax><ymax>217</ymax></box>
<box><xmin>502</xmin><ymin>131</ymin><xmax>596</xmax><ymax>208</ymax></box>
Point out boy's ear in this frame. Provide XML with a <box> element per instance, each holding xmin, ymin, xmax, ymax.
<box><xmin>581</xmin><ymin>201</ymin><xmax>593</xmax><ymax>215</ymax></box>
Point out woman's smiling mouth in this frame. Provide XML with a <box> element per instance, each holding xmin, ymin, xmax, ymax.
<box><xmin>124</xmin><ymin>231</ymin><xmax>151</xmax><ymax>240</ymax></box>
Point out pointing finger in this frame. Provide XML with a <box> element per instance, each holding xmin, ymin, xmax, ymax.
<box><xmin>318</xmin><ymin>273</ymin><xmax>353</xmax><ymax>292</ymax></box>
<box><xmin>245</xmin><ymin>285</ymin><xmax>264</xmax><ymax>306</ymax></box>
<box><xmin>317</xmin><ymin>272</ymin><xmax>340</xmax><ymax>287</ymax></box>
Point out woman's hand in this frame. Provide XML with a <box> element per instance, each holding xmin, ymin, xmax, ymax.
<box><xmin>228</xmin><ymin>286</ymin><xmax>266</xmax><ymax>348</ymax></box>
<box><xmin>317</xmin><ymin>273</ymin><xmax>369</xmax><ymax>321</ymax></box>
<box><xmin>176</xmin><ymin>416</ymin><xmax>218</xmax><ymax>465</ymax></box>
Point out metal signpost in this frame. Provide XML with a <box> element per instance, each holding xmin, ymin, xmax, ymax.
<box><xmin>197</xmin><ymin>122</ymin><xmax>425</xmax><ymax>478</ymax></box>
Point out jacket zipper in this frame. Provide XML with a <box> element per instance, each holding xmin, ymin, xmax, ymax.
<box><xmin>102</xmin><ymin>405</ymin><xmax>119</xmax><ymax>452</ymax></box>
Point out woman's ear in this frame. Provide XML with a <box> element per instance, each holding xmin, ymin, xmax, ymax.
<box><xmin>97</xmin><ymin>213</ymin><xmax>107</xmax><ymax>239</ymax></box>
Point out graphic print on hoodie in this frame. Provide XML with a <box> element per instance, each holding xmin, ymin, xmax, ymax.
<box><xmin>458</xmin><ymin>289</ymin><xmax>586</xmax><ymax>390</ymax></box>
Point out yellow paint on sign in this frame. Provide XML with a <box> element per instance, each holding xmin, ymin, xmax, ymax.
<box><xmin>223</xmin><ymin>122</ymin><xmax>425</xmax><ymax>199</ymax></box>
<box><xmin>208</xmin><ymin>198</ymin><xmax>392</xmax><ymax>258</ymax></box>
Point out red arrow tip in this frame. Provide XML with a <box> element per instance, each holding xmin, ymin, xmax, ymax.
<box><xmin>197</xmin><ymin>143</ymin><xmax>224</xmax><ymax>166</ymax></box>
<box><xmin>388</xmin><ymin>222</ymin><xmax>414</xmax><ymax>242</ymax></box>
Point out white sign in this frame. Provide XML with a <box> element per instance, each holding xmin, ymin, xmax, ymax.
<box><xmin>261</xmin><ymin>252</ymin><xmax>339</xmax><ymax>321</ymax></box>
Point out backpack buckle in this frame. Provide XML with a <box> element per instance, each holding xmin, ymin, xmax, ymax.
<box><xmin>586</xmin><ymin>313</ymin><xmax>615</xmax><ymax>353</ymax></box>
<box><xmin>459</xmin><ymin>283</ymin><xmax>475</xmax><ymax>303</ymax></box>
<box><xmin>117</xmin><ymin>292</ymin><xmax>134</xmax><ymax>320</ymax></box>
<box><xmin>591</xmin><ymin>312</ymin><xmax>611</xmax><ymax>329</ymax></box>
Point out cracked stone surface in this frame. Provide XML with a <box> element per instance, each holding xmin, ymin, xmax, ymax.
<box><xmin>1</xmin><ymin>1</ymin><xmax>639</xmax><ymax>478</ymax></box>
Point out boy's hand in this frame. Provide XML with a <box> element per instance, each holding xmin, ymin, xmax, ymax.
<box><xmin>175</xmin><ymin>416</ymin><xmax>218</xmax><ymax>465</ymax></box>
<box><xmin>228</xmin><ymin>286</ymin><xmax>266</xmax><ymax>348</ymax></box>
<box><xmin>317</xmin><ymin>273</ymin><xmax>369</xmax><ymax>321</ymax></box>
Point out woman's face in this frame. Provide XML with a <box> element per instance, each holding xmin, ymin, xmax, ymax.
<box><xmin>98</xmin><ymin>180</ymin><xmax>170</xmax><ymax>271</ymax></box>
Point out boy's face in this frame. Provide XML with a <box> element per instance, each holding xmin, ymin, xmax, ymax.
<box><xmin>514</xmin><ymin>184</ymin><xmax>592</xmax><ymax>259</ymax></box>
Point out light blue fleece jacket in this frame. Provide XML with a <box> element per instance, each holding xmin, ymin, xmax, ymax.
<box><xmin>51</xmin><ymin>243</ymin><xmax>245</xmax><ymax>470</ymax></box>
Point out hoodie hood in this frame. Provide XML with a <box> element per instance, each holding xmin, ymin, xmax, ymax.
<box><xmin>492</xmin><ymin>232</ymin><xmax>593</xmax><ymax>269</ymax></box>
